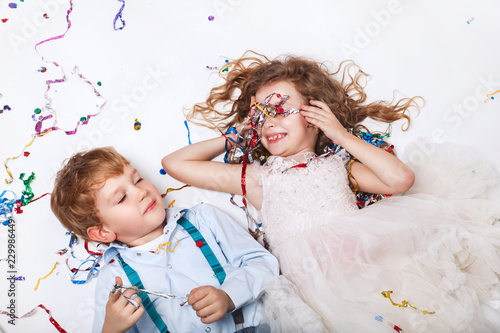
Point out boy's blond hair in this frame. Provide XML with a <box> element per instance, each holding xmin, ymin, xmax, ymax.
<box><xmin>50</xmin><ymin>147</ymin><xmax>129</xmax><ymax>241</ymax></box>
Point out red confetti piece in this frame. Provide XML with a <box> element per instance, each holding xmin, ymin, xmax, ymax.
<box><xmin>43</xmin><ymin>13</ymin><xmax>49</xmax><ymax>19</ymax></box>
<box><xmin>1</xmin><ymin>19</ymin><xmax>8</xmax><ymax>23</ymax></box>
<box><xmin>23</xmin><ymin>151</ymin><xmax>30</xmax><ymax>157</ymax></box>
<box><xmin>196</xmin><ymin>241</ymin><xmax>204</xmax><ymax>247</ymax></box>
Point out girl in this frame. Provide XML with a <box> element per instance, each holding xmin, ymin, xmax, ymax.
<box><xmin>162</xmin><ymin>52</ymin><xmax>500</xmax><ymax>332</ymax></box>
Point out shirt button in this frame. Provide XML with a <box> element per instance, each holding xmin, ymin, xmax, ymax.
<box><xmin>167</xmin><ymin>264</ymin><xmax>172</xmax><ymax>269</ymax></box>
<box><xmin>136</xmin><ymin>252</ymin><xmax>142</xmax><ymax>257</ymax></box>
<box><xmin>174</xmin><ymin>213</ymin><xmax>180</xmax><ymax>219</ymax></box>
<box><xmin>205</xmin><ymin>327</ymin><xmax>211</xmax><ymax>332</ymax></box>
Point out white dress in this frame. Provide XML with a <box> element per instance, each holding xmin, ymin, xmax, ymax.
<box><xmin>255</xmin><ymin>145</ymin><xmax>500</xmax><ymax>333</ymax></box>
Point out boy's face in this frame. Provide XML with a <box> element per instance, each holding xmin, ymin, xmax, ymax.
<box><xmin>93</xmin><ymin>164</ymin><xmax>166</xmax><ymax>247</ymax></box>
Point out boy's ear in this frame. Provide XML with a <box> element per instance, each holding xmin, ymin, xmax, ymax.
<box><xmin>87</xmin><ymin>225</ymin><xmax>117</xmax><ymax>243</ymax></box>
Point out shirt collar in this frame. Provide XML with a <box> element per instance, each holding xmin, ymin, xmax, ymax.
<box><xmin>103</xmin><ymin>207</ymin><xmax>190</xmax><ymax>262</ymax></box>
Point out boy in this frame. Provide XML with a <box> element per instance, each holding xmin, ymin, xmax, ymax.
<box><xmin>50</xmin><ymin>147</ymin><xmax>278</xmax><ymax>333</ymax></box>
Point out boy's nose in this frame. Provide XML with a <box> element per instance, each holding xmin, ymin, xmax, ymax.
<box><xmin>137</xmin><ymin>187</ymin><xmax>148</xmax><ymax>201</ymax></box>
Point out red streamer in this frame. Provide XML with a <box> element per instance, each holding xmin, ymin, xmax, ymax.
<box><xmin>0</xmin><ymin>304</ymin><xmax>67</xmax><ymax>332</ymax></box>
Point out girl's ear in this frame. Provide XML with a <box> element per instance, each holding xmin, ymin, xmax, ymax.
<box><xmin>87</xmin><ymin>225</ymin><xmax>117</xmax><ymax>243</ymax></box>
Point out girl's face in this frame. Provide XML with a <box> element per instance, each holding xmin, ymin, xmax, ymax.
<box><xmin>255</xmin><ymin>81</ymin><xmax>318</xmax><ymax>157</ymax></box>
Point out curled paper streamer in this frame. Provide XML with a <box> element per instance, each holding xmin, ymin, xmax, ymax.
<box><xmin>4</xmin><ymin>0</ymin><xmax>107</xmax><ymax>184</ymax></box>
<box><xmin>161</xmin><ymin>184</ymin><xmax>191</xmax><ymax>198</ymax></box>
<box><xmin>0</xmin><ymin>304</ymin><xmax>67</xmax><ymax>332</ymax></box>
<box><xmin>34</xmin><ymin>262</ymin><xmax>59</xmax><ymax>290</ymax></box>
<box><xmin>113</xmin><ymin>0</ymin><xmax>126</xmax><ymax>30</ymax></box>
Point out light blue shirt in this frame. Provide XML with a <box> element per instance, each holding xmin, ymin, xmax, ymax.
<box><xmin>92</xmin><ymin>203</ymin><xmax>279</xmax><ymax>333</ymax></box>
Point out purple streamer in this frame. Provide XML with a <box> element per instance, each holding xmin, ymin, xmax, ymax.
<box><xmin>113</xmin><ymin>0</ymin><xmax>126</xmax><ymax>30</ymax></box>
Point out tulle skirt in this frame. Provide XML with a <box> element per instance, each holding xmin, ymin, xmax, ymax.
<box><xmin>262</xmin><ymin>144</ymin><xmax>500</xmax><ymax>333</ymax></box>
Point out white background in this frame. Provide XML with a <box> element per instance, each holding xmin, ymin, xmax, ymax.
<box><xmin>1</xmin><ymin>0</ymin><xmax>499</xmax><ymax>332</ymax></box>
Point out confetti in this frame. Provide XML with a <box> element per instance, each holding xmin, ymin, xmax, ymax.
<box><xmin>134</xmin><ymin>119</ymin><xmax>141</xmax><ymax>130</ymax></box>
<box><xmin>484</xmin><ymin>90</ymin><xmax>499</xmax><ymax>103</ymax></box>
<box><xmin>8</xmin><ymin>3</ymin><xmax>17</xmax><ymax>9</ymax></box>
<box><xmin>2</xmin><ymin>0</ymin><xmax>104</xmax><ymax>185</ymax></box>
<box><xmin>113</xmin><ymin>0</ymin><xmax>126</xmax><ymax>30</ymax></box>
<box><xmin>467</xmin><ymin>17</ymin><xmax>475</xmax><ymax>24</ymax></box>
<box><xmin>222</xmin><ymin>59</ymin><xmax>231</xmax><ymax>72</ymax></box>
<box><xmin>43</xmin><ymin>13</ymin><xmax>49</xmax><ymax>19</ymax></box>
<box><xmin>208</xmin><ymin>15</ymin><xmax>214</xmax><ymax>21</ymax></box>
<box><xmin>1</xmin><ymin>19</ymin><xmax>9</xmax><ymax>23</ymax></box>
<box><xmin>159</xmin><ymin>168</ymin><xmax>166</xmax><ymax>175</ymax></box>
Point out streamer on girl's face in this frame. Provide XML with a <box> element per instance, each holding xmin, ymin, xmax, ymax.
<box><xmin>249</xmin><ymin>92</ymin><xmax>301</xmax><ymax>137</ymax></box>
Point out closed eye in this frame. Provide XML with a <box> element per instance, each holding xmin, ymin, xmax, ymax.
<box><xmin>117</xmin><ymin>195</ymin><xmax>126</xmax><ymax>204</ymax></box>
<box><xmin>135</xmin><ymin>178</ymin><xmax>143</xmax><ymax>184</ymax></box>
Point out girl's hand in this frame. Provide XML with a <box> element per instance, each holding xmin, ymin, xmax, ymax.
<box><xmin>300</xmin><ymin>100</ymin><xmax>347</xmax><ymax>144</ymax></box>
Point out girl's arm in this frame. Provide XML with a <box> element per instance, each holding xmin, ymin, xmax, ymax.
<box><xmin>300</xmin><ymin>100</ymin><xmax>415</xmax><ymax>194</ymax></box>
<box><xmin>162</xmin><ymin>136</ymin><xmax>263</xmax><ymax>209</ymax></box>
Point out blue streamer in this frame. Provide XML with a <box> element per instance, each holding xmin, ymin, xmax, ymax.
<box><xmin>113</xmin><ymin>0</ymin><xmax>126</xmax><ymax>31</ymax></box>
<box><xmin>184</xmin><ymin>120</ymin><xmax>192</xmax><ymax>145</ymax></box>
<box><xmin>0</xmin><ymin>190</ymin><xmax>17</xmax><ymax>224</ymax></box>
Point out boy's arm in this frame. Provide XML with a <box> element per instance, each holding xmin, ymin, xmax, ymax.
<box><xmin>195</xmin><ymin>204</ymin><xmax>279</xmax><ymax>310</ymax></box>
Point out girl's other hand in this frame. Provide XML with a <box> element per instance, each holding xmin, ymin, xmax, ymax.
<box><xmin>300</xmin><ymin>100</ymin><xmax>347</xmax><ymax>144</ymax></box>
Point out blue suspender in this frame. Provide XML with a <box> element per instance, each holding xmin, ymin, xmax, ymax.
<box><xmin>115</xmin><ymin>253</ymin><xmax>169</xmax><ymax>333</ymax></box>
<box><xmin>114</xmin><ymin>215</ymin><xmax>241</xmax><ymax>332</ymax></box>
<box><xmin>177</xmin><ymin>217</ymin><xmax>244</xmax><ymax>328</ymax></box>
<box><xmin>177</xmin><ymin>217</ymin><xmax>226</xmax><ymax>284</ymax></box>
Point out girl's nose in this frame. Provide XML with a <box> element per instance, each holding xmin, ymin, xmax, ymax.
<box><xmin>263</xmin><ymin>115</ymin><xmax>277</xmax><ymax>128</ymax></box>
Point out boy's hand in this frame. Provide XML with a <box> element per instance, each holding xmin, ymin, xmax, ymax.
<box><xmin>188</xmin><ymin>285</ymin><xmax>235</xmax><ymax>324</ymax></box>
<box><xmin>102</xmin><ymin>277</ymin><xmax>144</xmax><ymax>333</ymax></box>
<box><xmin>300</xmin><ymin>100</ymin><xmax>347</xmax><ymax>144</ymax></box>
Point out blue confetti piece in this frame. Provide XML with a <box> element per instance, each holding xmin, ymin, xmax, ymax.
<box><xmin>374</xmin><ymin>315</ymin><xmax>383</xmax><ymax>322</ymax></box>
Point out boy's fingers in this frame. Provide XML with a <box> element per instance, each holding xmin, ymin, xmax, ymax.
<box><xmin>115</xmin><ymin>276</ymin><xmax>123</xmax><ymax>286</ymax></box>
<box><xmin>122</xmin><ymin>286</ymin><xmax>140</xmax><ymax>299</ymax></box>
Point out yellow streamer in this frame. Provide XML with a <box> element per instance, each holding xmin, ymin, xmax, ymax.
<box><xmin>4</xmin><ymin>135</ymin><xmax>38</xmax><ymax>184</ymax></box>
<box><xmin>381</xmin><ymin>290</ymin><xmax>435</xmax><ymax>315</ymax></box>
<box><xmin>153</xmin><ymin>239</ymin><xmax>180</xmax><ymax>254</ymax></box>
<box><xmin>34</xmin><ymin>262</ymin><xmax>58</xmax><ymax>290</ymax></box>
<box><xmin>161</xmin><ymin>184</ymin><xmax>190</xmax><ymax>198</ymax></box>
<box><xmin>484</xmin><ymin>90</ymin><xmax>500</xmax><ymax>103</ymax></box>
<box><xmin>253</xmin><ymin>102</ymin><xmax>272</xmax><ymax>117</ymax></box>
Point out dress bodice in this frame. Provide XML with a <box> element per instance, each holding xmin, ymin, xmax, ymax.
<box><xmin>254</xmin><ymin>152</ymin><xmax>358</xmax><ymax>250</ymax></box>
